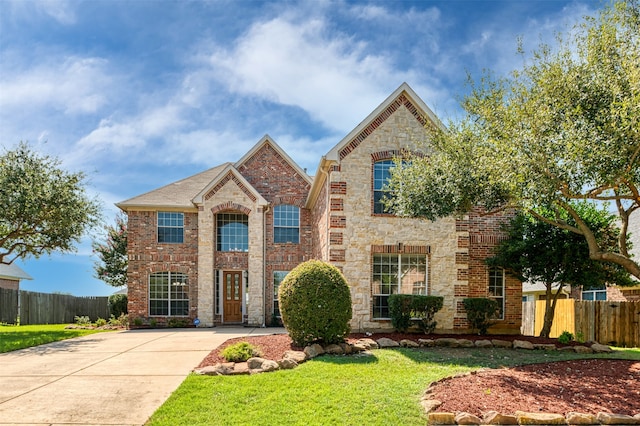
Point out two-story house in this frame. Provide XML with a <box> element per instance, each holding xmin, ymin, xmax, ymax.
<box><xmin>117</xmin><ymin>83</ymin><xmax>522</xmax><ymax>333</ymax></box>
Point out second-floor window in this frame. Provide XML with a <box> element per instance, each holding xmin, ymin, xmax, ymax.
<box><xmin>273</xmin><ymin>205</ymin><xmax>300</xmax><ymax>244</ymax></box>
<box><xmin>217</xmin><ymin>213</ymin><xmax>249</xmax><ymax>252</ymax></box>
<box><xmin>158</xmin><ymin>212</ymin><xmax>184</xmax><ymax>243</ymax></box>
<box><xmin>373</xmin><ymin>160</ymin><xmax>394</xmax><ymax>214</ymax></box>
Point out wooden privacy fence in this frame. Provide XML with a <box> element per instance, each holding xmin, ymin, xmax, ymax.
<box><xmin>0</xmin><ymin>289</ymin><xmax>109</xmax><ymax>325</ymax></box>
<box><xmin>522</xmin><ymin>299</ymin><xmax>640</xmax><ymax>347</ymax></box>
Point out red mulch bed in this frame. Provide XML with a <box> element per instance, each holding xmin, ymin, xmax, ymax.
<box><xmin>197</xmin><ymin>332</ymin><xmax>640</xmax><ymax>416</ymax></box>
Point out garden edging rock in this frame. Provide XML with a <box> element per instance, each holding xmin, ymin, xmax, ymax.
<box><xmin>192</xmin><ymin>336</ymin><xmax>635</xmax><ymax>423</ymax></box>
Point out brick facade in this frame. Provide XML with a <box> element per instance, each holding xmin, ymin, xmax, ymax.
<box><xmin>119</xmin><ymin>84</ymin><xmax>522</xmax><ymax>333</ymax></box>
<box><xmin>126</xmin><ymin>210</ymin><xmax>199</xmax><ymax>325</ymax></box>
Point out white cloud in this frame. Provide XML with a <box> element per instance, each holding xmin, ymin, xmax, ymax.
<box><xmin>0</xmin><ymin>56</ymin><xmax>111</xmax><ymax>115</ymax></box>
<box><xmin>37</xmin><ymin>0</ymin><xmax>76</xmax><ymax>25</ymax></box>
<box><xmin>207</xmin><ymin>15</ymin><xmax>414</xmax><ymax>133</ymax></box>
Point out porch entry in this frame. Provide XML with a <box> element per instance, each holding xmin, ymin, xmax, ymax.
<box><xmin>223</xmin><ymin>270</ymin><xmax>243</xmax><ymax>323</ymax></box>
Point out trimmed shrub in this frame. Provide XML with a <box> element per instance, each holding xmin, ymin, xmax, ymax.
<box><xmin>108</xmin><ymin>293</ymin><xmax>128</xmax><ymax>317</ymax></box>
<box><xmin>388</xmin><ymin>295</ymin><xmax>413</xmax><ymax>332</ymax></box>
<box><xmin>463</xmin><ymin>298</ymin><xmax>499</xmax><ymax>335</ymax></box>
<box><xmin>388</xmin><ymin>295</ymin><xmax>444</xmax><ymax>333</ymax></box>
<box><xmin>278</xmin><ymin>260</ymin><xmax>352</xmax><ymax>346</ymax></box>
<box><xmin>222</xmin><ymin>342</ymin><xmax>262</xmax><ymax>362</ymax></box>
<box><xmin>411</xmin><ymin>295</ymin><xmax>444</xmax><ymax>334</ymax></box>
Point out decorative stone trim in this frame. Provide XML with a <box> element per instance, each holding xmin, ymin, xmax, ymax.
<box><xmin>205</xmin><ymin>171</ymin><xmax>257</xmax><ymax>202</ymax></box>
<box><xmin>211</xmin><ymin>201</ymin><xmax>252</xmax><ymax>215</ymax></box>
<box><xmin>339</xmin><ymin>94</ymin><xmax>427</xmax><ymax>160</ymax></box>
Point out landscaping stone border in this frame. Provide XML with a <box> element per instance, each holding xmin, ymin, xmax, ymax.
<box><xmin>193</xmin><ymin>336</ymin><xmax>637</xmax><ymax>424</ymax></box>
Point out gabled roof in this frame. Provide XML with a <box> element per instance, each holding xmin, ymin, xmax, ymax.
<box><xmin>116</xmin><ymin>163</ymin><xmax>230</xmax><ymax>210</ymax></box>
<box><xmin>235</xmin><ymin>135</ymin><xmax>313</xmax><ymax>185</ymax></box>
<box><xmin>325</xmin><ymin>82</ymin><xmax>443</xmax><ymax>162</ymax></box>
<box><xmin>192</xmin><ymin>164</ymin><xmax>268</xmax><ymax>206</ymax></box>
<box><xmin>307</xmin><ymin>83</ymin><xmax>441</xmax><ymax>208</ymax></box>
<box><xmin>0</xmin><ymin>263</ymin><xmax>32</xmax><ymax>281</ymax></box>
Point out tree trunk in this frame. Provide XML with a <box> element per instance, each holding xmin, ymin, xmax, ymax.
<box><xmin>539</xmin><ymin>283</ymin><xmax>565</xmax><ymax>338</ymax></box>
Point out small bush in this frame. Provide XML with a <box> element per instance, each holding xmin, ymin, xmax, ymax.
<box><xmin>108</xmin><ymin>293</ymin><xmax>128</xmax><ymax>317</ymax></box>
<box><xmin>74</xmin><ymin>315</ymin><xmax>91</xmax><ymax>326</ymax></box>
<box><xmin>95</xmin><ymin>318</ymin><xmax>108</xmax><ymax>327</ymax></box>
<box><xmin>109</xmin><ymin>313</ymin><xmax>128</xmax><ymax>327</ymax></box>
<box><xmin>167</xmin><ymin>318</ymin><xmax>189</xmax><ymax>328</ymax></box>
<box><xmin>389</xmin><ymin>295</ymin><xmax>443</xmax><ymax>333</ymax></box>
<box><xmin>279</xmin><ymin>260</ymin><xmax>352</xmax><ymax>346</ymax></box>
<box><xmin>221</xmin><ymin>342</ymin><xmax>262</xmax><ymax>362</ymax></box>
<box><xmin>558</xmin><ymin>330</ymin><xmax>574</xmax><ymax>344</ymax></box>
<box><xmin>463</xmin><ymin>298</ymin><xmax>499</xmax><ymax>335</ymax></box>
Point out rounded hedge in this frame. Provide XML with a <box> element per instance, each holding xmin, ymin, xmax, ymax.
<box><xmin>278</xmin><ymin>260</ymin><xmax>352</xmax><ymax>346</ymax></box>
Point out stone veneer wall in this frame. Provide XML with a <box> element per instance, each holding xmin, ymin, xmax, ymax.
<box><xmin>197</xmin><ymin>180</ymin><xmax>264</xmax><ymax>326</ymax></box>
<box><xmin>328</xmin><ymin>104</ymin><xmax>463</xmax><ymax>331</ymax></box>
<box><xmin>127</xmin><ymin>210</ymin><xmax>199</xmax><ymax>323</ymax></box>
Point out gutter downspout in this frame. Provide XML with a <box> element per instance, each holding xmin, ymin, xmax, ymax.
<box><xmin>262</xmin><ymin>204</ymin><xmax>270</xmax><ymax>327</ymax></box>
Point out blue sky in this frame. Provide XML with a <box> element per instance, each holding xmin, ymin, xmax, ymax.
<box><xmin>0</xmin><ymin>0</ymin><xmax>601</xmax><ymax>296</ymax></box>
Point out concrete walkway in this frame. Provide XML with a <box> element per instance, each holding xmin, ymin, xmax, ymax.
<box><xmin>0</xmin><ymin>327</ymin><xmax>284</xmax><ymax>426</ymax></box>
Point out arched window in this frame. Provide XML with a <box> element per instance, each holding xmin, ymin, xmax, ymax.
<box><xmin>273</xmin><ymin>205</ymin><xmax>299</xmax><ymax>244</ymax></box>
<box><xmin>217</xmin><ymin>213</ymin><xmax>249</xmax><ymax>251</ymax></box>
<box><xmin>149</xmin><ymin>272</ymin><xmax>189</xmax><ymax>316</ymax></box>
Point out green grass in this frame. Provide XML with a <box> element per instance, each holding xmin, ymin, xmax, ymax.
<box><xmin>148</xmin><ymin>346</ymin><xmax>640</xmax><ymax>426</ymax></box>
<box><xmin>0</xmin><ymin>324</ymin><xmax>112</xmax><ymax>353</ymax></box>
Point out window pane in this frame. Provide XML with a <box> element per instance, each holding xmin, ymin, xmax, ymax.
<box><xmin>217</xmin><ymin>213</ymin><xmax>249</xmax><ymax>251</ymax></box>
<box><xmin>373</xmin><ymin>161</ymin><xmax>394</xmax><ymax>214</ymax></box>
<box><xmin>274</xmin><ymin>205</ymin><xmax>300</xmax><ymax>244</ymax></box>
<box><xmin>595</xmin><ymin>291</ymin><xmax>607</xmax><ymax>301</ymax></box>
<box><xmin>149</xmin><ymin>271</ymin><xmax>189</xmax><ymax>317</ymax></box>
<box><xmin>488</xmin><ymin>267</ymin><xmax>505</xmax><ymax>319</ymax></box>
<box><xmin>158</xmin><ymin>212</ymin><xmax>184</xmax><ymax>243</ymax></box>
<box><xmin>372</xmin><ymin>295</ymin><xmax>389</xmax><ymax>319</ymax></box>
<box><xmin>273</xmin><ymin>271</ymin><xmax>289</xmax><ymax>317</ymax></box>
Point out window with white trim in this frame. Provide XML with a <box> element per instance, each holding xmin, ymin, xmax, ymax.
<box><xmin>372</xmin><ymin>254</ymin><xmax>427</xmax><ymax>319</ymax></box>
<box><xmin>582</xmin><ymin>286</ymin><xmax>607</xmax><ymax>301</ymax></box>
<box><xmin>149</xmin><ymin>272</ymin><xmax>189</xmax><ymax>316</ymax></box>
<box><xmin>158</xmin><ymin>212</ymin><xmax>184</xmax><ymax>243</ymax></box>
<box><xmin>273</xmin><ymin>205</ymin><xmax>299</xmax><ymax>244</ymax></box>
<box><xmin>488</xmin><ymin>267</ymin><xmax>505</xmax><ymax>320</ymax></box>
<box><xmin>273</xmin><ymin>271</ymin><xmax>289</xmax><ymax>318</ymax></box>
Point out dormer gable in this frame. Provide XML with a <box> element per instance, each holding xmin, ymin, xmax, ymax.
<box><xmin>191</xmin><ymin>164</ymin><xmax>268</xmax><ymax>207</ymax></box>
<box><xmin>325</xmin><ymin>82</ymin><xmax>443</xmax><ymax>162</ymax></box>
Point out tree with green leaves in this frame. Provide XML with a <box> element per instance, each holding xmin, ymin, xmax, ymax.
<box><xmin>93</xmin><ymin>214</ymin><xmax>128</xmax><ymax>288</ymax></box>
<box><xmin>0</xmin><ymin>142</ymin><xmax>101</xmax><ymax>265</ymax></box>
<box><xmin>489</xmin><ymin>203</ymin><xmax>633</xmax><ymax>338</ymax></box>
<box><xmin>385</xmin><ymin>1</ymin><xmax>640</xmax><ymax>278</ymax></box>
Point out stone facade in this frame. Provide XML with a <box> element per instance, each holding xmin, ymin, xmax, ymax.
<box><xmin>118</xmin><ymin>83</ymin><xmax>522</xmax><ymax>333</ymax></box>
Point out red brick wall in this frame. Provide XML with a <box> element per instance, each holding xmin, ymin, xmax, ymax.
<box><xmin>458</xmin><ymin>208</ymin><xmax>521</xmax><ymax>333</ymax></box>
<box><xmin>236</xmin><ymin>143</ymin><xmax>313</xmax><ymax>323</ymax></box>
<box><xmin>311</xmin><ymin>177</ymin><xmax>329</xmax><ymax>260</ymax></box>
<box><xmin>0</xmin><ymin>279</ymin><xmax>19</xmax><ymax>290</ymax></box>
<box><xmin>126</xmin><ymin>210</ymin><xmax>198</xmax><ymax>324</ymax></box>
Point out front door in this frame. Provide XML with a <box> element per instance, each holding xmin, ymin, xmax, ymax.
<box><xmin>223</xmin><ymin>271</ymin><xmax>243</xmax><ymax>323</ymax></box>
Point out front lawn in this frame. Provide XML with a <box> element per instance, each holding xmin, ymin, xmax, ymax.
<box><xmin>148</xmin><ymin>346</ymin><xmax>639</xmax><ymax>426</ymax></box>
<box><xmin>0</xmin><ymin>324</ymin><xmax>112</xmax><ymax>353</ymax></box>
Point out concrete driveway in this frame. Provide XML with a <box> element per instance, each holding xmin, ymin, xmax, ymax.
<box><xmin>0</xmin><ymin>327</ymin><xmax>284</xmax><ymax>426</ymax></box>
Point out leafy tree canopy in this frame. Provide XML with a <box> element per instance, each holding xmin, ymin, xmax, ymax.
<box><xmin>386</xmin><ymin>1</ymin><xmax>640</xmax><ymax>278</ymax></box>
<box><xmin>0</xmin><ymin>142</ymin><xmax>101</xmax><ymax>264</ymax></box>
<box><xmin>93</xmin><ymin>214</ymin><xmax>128</xmax><ymax>287</ymax></box>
